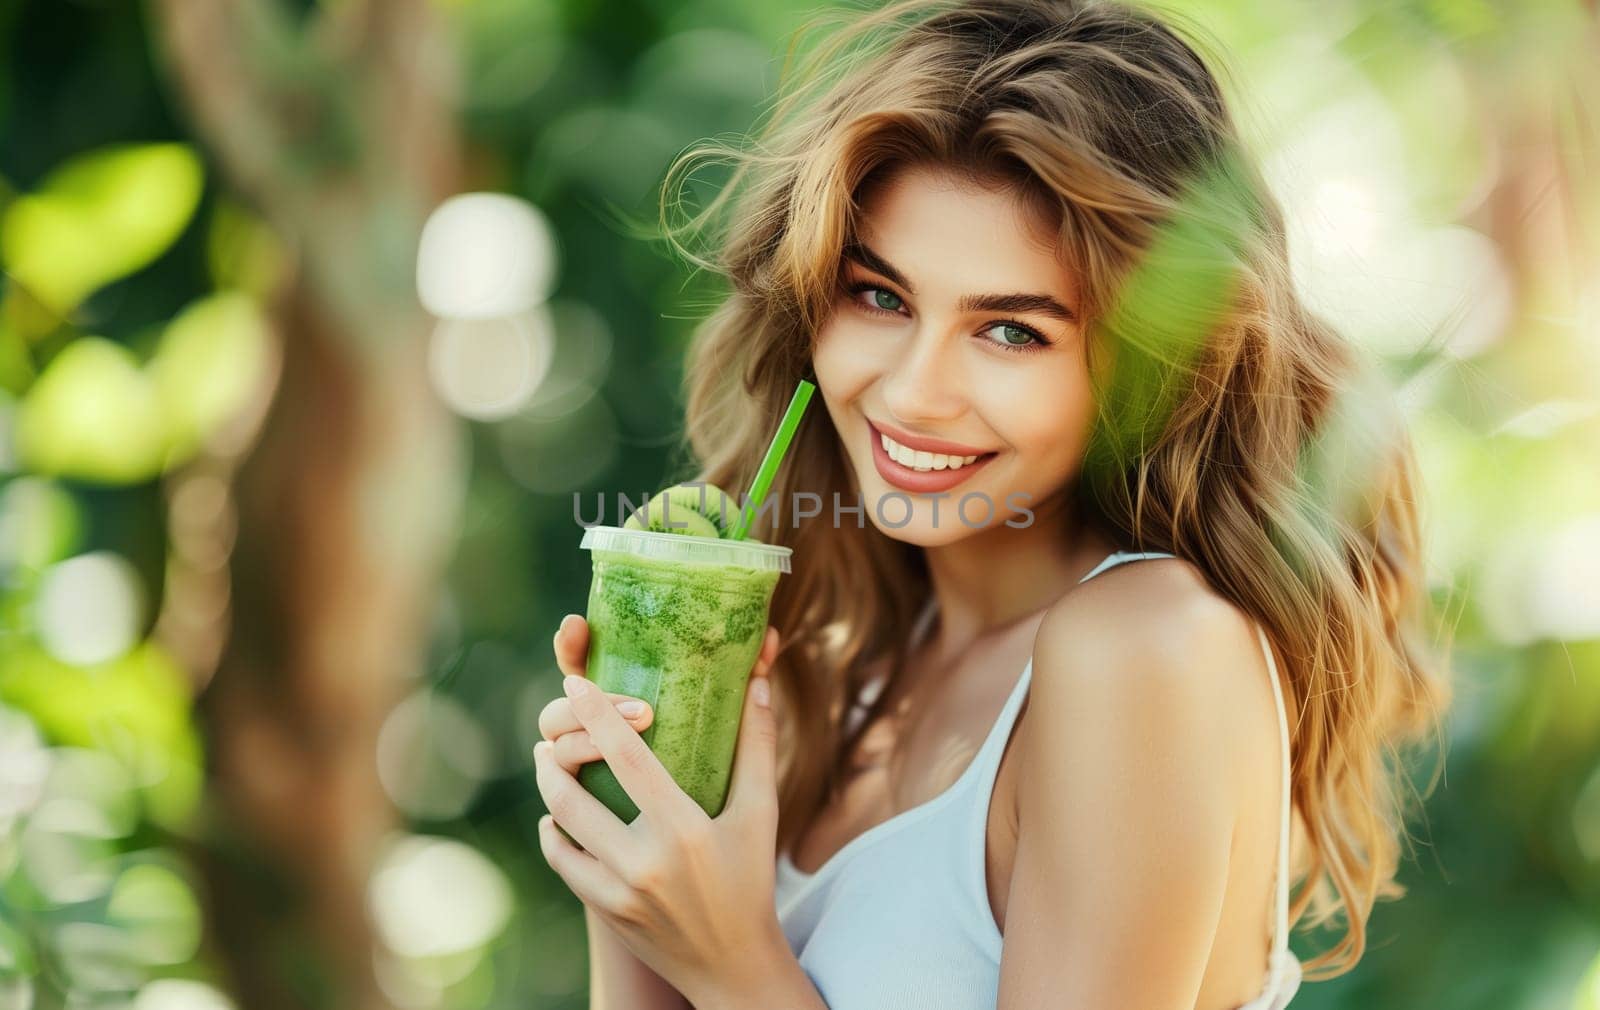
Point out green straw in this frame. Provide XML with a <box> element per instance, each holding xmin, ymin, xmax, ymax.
<box><xmin>728</xmin><ymin>379</ymin><xmax>816</xmax><ymax>540</ymax></box>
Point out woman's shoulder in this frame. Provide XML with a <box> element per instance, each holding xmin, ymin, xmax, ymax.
<box><xmin>1008</xmin><ymin>554</ymin><xmax>1275</xmax><ymax>854</ymax></box>
<box><xmin>1028</xmin><ymin>553</ymin><xmax>1270</xmax><ymax>739</ymax></box>
<box><xmin>1004</xmin><ymin>557</ymin><xmax>1265</xmax><ymax>982</ymax></box>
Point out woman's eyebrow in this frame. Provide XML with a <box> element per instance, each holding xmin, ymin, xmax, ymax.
<box><xmin>843</xmin><ymin>241</ymin><xmax>916</xmax><ymax>294</ymax></box>
<box><xmin>842</xmin><ymin>240</ymin><xmax>1077</xmax><ymax>323</ymax></box>
<box><xmin>961</xmin><ymin>291</ymin><xmax>1077</xmax><ymax>323</ymax></box>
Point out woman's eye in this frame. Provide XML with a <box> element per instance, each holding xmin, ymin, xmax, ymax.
<box><xmin>843</xmin><ymin>281</ymin><xmax>906</xmax><ymax>316</ymax></box>
<box><xmin>866</xmin><ymin>287</ymin><xmax>903</xmax><ymax>312</ymax></box>
<box><xmin>845</xmin><ymin>281</ymin><xmax>1049</xmax><ymax>353</ymax></box>
<box><xmin>982</xmin><ymin>322</ymin><xmax>1043</xmax><ymax>350</ymax></box>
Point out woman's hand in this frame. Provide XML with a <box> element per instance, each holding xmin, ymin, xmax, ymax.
<box><xmin>539</xmin><ymin>615</ymin><xmax>656</xmax><ymax>769</ymax></box>
<box><xmin>533</xmin><ymin>618</ymin><xmax>789</xmax><ymax>1009</ymax></box>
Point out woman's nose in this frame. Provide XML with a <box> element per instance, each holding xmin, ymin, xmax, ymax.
<box><xmin>880</xmin><ymin>326</ymin><xmax>967</xmax><ymax>424</ymax></box>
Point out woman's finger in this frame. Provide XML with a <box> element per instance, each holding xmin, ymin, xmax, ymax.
<box><xmin>756</xmin><ymin>625</ymin><xmax>779</xmax><ymax>670</ymax></box>
<box><xmin>534</xmin><ymin>739</ymin><xmax>636</xmax><ymax>868</ymax></box>
<box><xmin>722</xmin><ymin>656</ymin><xmax>781</xmax><ymax>821</ymax></box>
<box><xmin>562</xmin><ymin>675</ymin><xmax>691</xmax><ymax>825</ymax></box>
<box><xmin>538</xmin><ymin>695</ymin><xmax>653</xmax><ymax>741</ymax></box>
<box><xmin>552</xmin><ymin>729</ymin><xmax>602</xmax><ymax>773</ymax></box>
<box><xmin>552</xmin><ymin>614</ymin><xmax>590</xmax><ymax>679</ymax></box>
<box><xmin>537</xmin><ymin>814</ymin><xmax>637</xmax><ymax>917</ymax></box>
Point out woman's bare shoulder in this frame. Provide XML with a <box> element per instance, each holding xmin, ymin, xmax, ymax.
<box><xmin>1024</xmin><ymin>555</ymin><xmax>1271</xmax><ymax>761</ymax></box>
<box><xmin>1036</xmin><ymin>555</ymin><xmax>1263</xmax><ymax>681</ymax></box>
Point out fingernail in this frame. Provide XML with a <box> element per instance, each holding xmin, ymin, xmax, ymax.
<box><xmin>563</xmin><ymin>675</ymin><xmax>591</xmax><ymax>699</ymax></box>
<box><xmin>617</xmin><ymin>700</ymin><xmax>645</xmax><ymax>718</ymax></box>
<box><xmin>752</xmin><ymin>678</ymin><xmax>770</xmax><ymax>707</ymax></box>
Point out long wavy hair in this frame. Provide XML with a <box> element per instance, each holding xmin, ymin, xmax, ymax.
<box><xmin>656</xmin><ymin>0</ymin><xmax>1452</xmax><ymax>980</ymax></box>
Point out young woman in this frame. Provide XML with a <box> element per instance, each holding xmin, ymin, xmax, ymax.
<box><xmin>531</xmin><ymin>2</ymin><xmax>1451</xmax><ymax>1008</ymax></box>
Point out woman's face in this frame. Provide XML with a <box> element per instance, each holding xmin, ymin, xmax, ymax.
<box><xmin>812</xmin><ymin>162</ymin><xmax>1094</xmax><ymax>546</ymax></box>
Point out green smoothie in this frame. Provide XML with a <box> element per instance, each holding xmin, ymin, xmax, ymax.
<box><xmin>576</xmin><ymin>526</ymin><xmax>791</xmax><ymax>822</ymax></box>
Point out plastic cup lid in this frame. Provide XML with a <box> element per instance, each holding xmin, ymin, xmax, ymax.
<box><xmin>579</xmin><ymin>525</ymin><xmax>793</xmax><ymax>573</ymax></box>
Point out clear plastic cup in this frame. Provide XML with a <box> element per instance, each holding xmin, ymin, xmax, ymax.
<box><xmin>575</xmin><ymin>525</ymin><xmax>793</xmax><ymax>821</ymax></box>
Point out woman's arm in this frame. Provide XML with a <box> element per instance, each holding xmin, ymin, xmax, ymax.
<box><xmin>546</xmin><ymin>615</ymin><xmax>685</xmax><ymax>1009</ymax></box>
<box><xmin>997</xmin><ymin>573</ymin><xmax>1257</xmax><ymax>1009</ymax></box>
<box><xmin>585</xmin><ymin>907</ymin><xmax>691</xmax><ymax>1010</ymax></box>
<box><xmin>546</xmin><ymin>620</ymin><xmax>820</xmax><ymax>1008</ymax></box>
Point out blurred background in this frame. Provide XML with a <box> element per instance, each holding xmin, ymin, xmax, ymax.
<box><xmin>0</xmin><ymin>0</ymin><xmax>1597</xmax><ymax>1007</ymax></box>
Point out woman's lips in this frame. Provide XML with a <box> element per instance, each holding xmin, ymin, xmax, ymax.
<box><xmin>868</xmin><ymin>422</ymin><xmax>998</xmax><ymax>494</ymax></box>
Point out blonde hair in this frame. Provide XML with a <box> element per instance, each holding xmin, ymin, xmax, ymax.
<box><xmin>657</xmin><ymin>0</ymin><xmax>1451</xmax><ymax>980</ymax></box>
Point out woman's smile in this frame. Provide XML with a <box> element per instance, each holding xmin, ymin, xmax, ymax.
<box><xmin>867</xmin><ymin>418</ymin><xmax>1000</xmax><ymax>494</ymax></box>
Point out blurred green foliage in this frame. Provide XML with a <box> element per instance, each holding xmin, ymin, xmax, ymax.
<box><xmin>1</xmin><ymin>0</ymin><xmax>1598</xmax><ymax>1008</ymax></box>
<box><xmin>1</xmin><ymin>144</ymin><xmax>201</xmax><ymax>318</ymax></box>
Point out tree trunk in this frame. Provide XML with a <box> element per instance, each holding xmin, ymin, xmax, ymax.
<box><xmin>147</xmin><ymin>2</ymin><xmax>466</xmax><ymax>1007</ymax></box>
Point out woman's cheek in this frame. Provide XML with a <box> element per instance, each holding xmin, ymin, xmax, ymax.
<box><xmin>813</xmin><ymin>318</ymin><xmax>886</xmax><ymax>394</ymax></box>
<box><xmin>988</xmin><ymin>369</ymin><xmax>1095</xmax><ymax>484</ymax></box>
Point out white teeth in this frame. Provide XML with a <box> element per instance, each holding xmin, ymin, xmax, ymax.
<box><xmin>879</xmin><ymin>431</ymin><xmax>985</xmax><ymax>472</ymax></box>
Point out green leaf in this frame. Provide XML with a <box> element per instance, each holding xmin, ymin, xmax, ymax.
<box><xmin>13</xmin><ymin>337</ymin><xmax>168</xmax><ymax>484</ymax></box>
<box><xmin>149</xmin><ymin>292</ymin><xmax>271</xmax><ymax>465</ymax></box>
<box><xmin>0</xmin><ymin>905</ymin><xmax>38</xmax><ymax>978</ymax></box>
<box><xmin>206</xmin><ymin>199</ymin><xmax>285</xmax><ymax>298</ymax></box>
<box><xmin>0</xmin><ymin>476</ymin><xmax>84</xmax><ymax>571</ymax></box>
<box><xmin>0</xmin><ymin>641</ymin><xmax>202</xmax><ymax>831</ymax></box>
<box><xmin>106</xmin><ymin>863</ymin><xmax>202</xmax><ymax>965</ymax></box>
<box><xmin>0</xmin><ymin>143</ymin><xmax>204</xmax><ymax>315</ymax></box>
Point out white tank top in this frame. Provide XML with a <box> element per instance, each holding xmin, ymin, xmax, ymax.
<box><xmin>775</xmin><ymin>550</ymin><xmax>1303</xmax><ymax>1009</ymax></box>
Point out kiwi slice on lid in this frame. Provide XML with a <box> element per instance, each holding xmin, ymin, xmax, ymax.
<box><xmin>622</xmin><ymin>482</ymin><xmax>737</xmax><ymax>538</ymax></box>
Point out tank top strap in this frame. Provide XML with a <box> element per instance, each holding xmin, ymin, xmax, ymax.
<box><xmin>1258</xmin><ymin>621</ymin><xmax>1294</xmax><ymax>960</ymax></box>
<box><xmin>960</xmin><ymin>550</ymin><xmax>1176</xmax><ymax>772</ymax></box>
<box><xmin>957</xmin><ymin>653</ymin><xmax>1037</xmax><ymax>793</ymax></box>
<box><xmin>1077</xmin><ymin>549</ymin><xmax>1178</xmax><ymax>584</ymax></box>
<box><xmin>845</xmin><ymin>597</ymin><xmax>940</xmax><ymax>727</ymax></box>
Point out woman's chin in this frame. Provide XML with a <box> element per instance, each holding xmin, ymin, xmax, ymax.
<box><xmin>871</xmin><ymin>519</ymin><xmax>986</xmax><ymax>547</ymax></box>
<box><xmin>849</xmin><ymin>484</ymin><xmax>1006</xmax><ymax>544</ymax></box>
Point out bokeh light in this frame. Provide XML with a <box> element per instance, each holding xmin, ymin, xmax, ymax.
<box><xmin>497</xmin><ymin>392</ymin><xmax>620</xmax><ymax>495</ymax></box>
<box><xmin>0</xmin><ymin>703</ymin><xmax>50</xmax><ymax>832</ymax></box>
<box><xmin>34</xmin><ymin>552</ymin><xmax>145</xmax><ymax>667</ymax></box>
<box><xmin>0</xmin><ymin>143</ymin><xmax>203</xmax><ymax>315</ymax></box>
<box><xmin>1523</xmin><ymin>516</ymin><xmax>1600</xmax><ymax>642</ymax></box>
<box><xmin>521</xmin><ymin>300</ymin><xmax>614</xmax><ymax>421</ymax></box>
<box><xmin>0</xmin><ymin>477</ymin><xmax>81</xmax><ymax>573</ymax></box>
<box><xmin>427</xmin><ymin>311</ymin><xmax>556</xmax><ymax>422</ymax></box>
<box><xmin>368</xmin><ymin>834</ymin><xmax>512</xmax><ymax>961</ymax></box>
<box><xmin>416</xmin><ymin>193</ymin><xmax>558</xmax><ymax>321</ymax></box>
<box><xmin>13</xmin><ymin>339</ymin><xmax>167</xmax><ymax>484</ymax></box>
<box><xmin>132</xmin><ymin>979</ymin><xmax>236</xmax><ymax>1010</ymax></box>
<box><xmin>1265</xmin><ymin>90</ymin><xmax>1513</xmax><ymax>358</ymax></box>
<box><xmin>107</xmin><ymin>861</ymin><xmax>202</xmax><ymax>966</ymax></box>
<box><xmin>148</xmin><ymin>293</ymin><xmax>271</xmax><ymax>461</ymax></box>
<box><xmin>376</xmin><ymin>690</ymin><xmax>494</xmax><ymax>821</ymax></box>
<box><xmin>16</xmin><ymin>748</ymin><xmax>136</xmax><ymax>909</ymax></box>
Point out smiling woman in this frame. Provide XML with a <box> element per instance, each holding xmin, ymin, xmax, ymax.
<box><xmin>814</xmin><ymin>163</ymin><xmax>1093</xmax><ymax>538</ymax></box>
<box><xmin>533</xmin><ymin>1</ymin><xmax>1452</xmax><ymax>1008</ymax></box>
